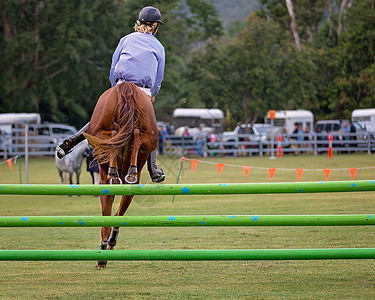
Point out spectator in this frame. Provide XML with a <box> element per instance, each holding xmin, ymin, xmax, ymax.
<box><xmin>342</xmin><ymin>121</ymin><xmax>350</xmax><ymax>141</ymax></box>
<box><xmin>297</xmin><ymin>125</ymin><xmax>304</xmax><ymax>142</ymax></box>
<box><xmin>349</xmin><ymin>120</ymin><xmax>357</xmax><ymax>152</ymax></box>
<box><xmin>295</xmin><ymin>124</ymin><xmax>304</xmax><ymax>154</ymax></box>
<box><xmin>166</xmin><ymin>124</ymin><xmax>173</xmax><ymax>135</ymax></box>
<box><xmin>194</xmin><ymin>124</ymin><xmax>205</xmax><ymax>156</ymax></box>
<box><xmin>182</xmin><ymin>126</ymin><xmax>193</xmax><ymax>155</ymax></box>
<box><xmin>182</xmin><ymin>126</ymin><xmax>190</xmax><ymax>136</ymax></box>
<box><xmin>86</xmin><ymin>146</ymin><xmax>100</xmax><ymax>185</ymax></box>
<box><xmin>291</xmin><ymin>123</ymin><xmax>299</xmax><ymax>153</ymax></box>
<box><xmin>292</xmin><ymin>123</ymin><xmax>299</xmax><ymax>139</ymax></box>
<box><xmin>158</xmin><ymin>126</ymin><xmax>166</xmax><ymax>155</ymax></box>
<box><xmin>337</xmin><ymin>129</ymin><xmax>344</xmax><ymax>154</ymax></box>
<box><xmin>303</xmin><ymin>125</ymin><xmax>311</xmax><ymax>151</ymax></box>
<box><xmin>208</xmin><ymin>131</ymin><xmax>218</xmax><ymax>157</ymax></box>
<box><xmin>315</xmin><ymin>126</ymin><xmax>323</xmax><ymax>154</ymax></box>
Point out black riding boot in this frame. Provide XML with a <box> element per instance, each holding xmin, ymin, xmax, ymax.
<box><xmin>56</xmin><ymin>122</ymin><xmax>90</xmax><ymax>159</ymax></box>
<box><xmin>147</xmin><ymin>150</ymin><xmax>165</xmax><ymax>182</ymax></box>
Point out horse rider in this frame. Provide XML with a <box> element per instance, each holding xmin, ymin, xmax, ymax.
<box><xmin>56</xmin><ymin>6</ymin><xmax>165</xmax><ymax>183</ymax></box>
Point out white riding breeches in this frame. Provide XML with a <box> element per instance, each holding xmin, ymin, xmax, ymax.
<box><xmin>116</xmin><ymin>79</ymin><xmax>151</xmax><ymax>97</ymax></box>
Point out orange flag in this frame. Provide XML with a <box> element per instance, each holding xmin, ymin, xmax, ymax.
<box><xmin>181</xmin><ymin>156</ymin><xmax>186</xmax><ymax>161</ymax></box>
<box><xmin>243</xmin><ymin>166</ymin><xmax>251</xmax><ymax>178</ymax></box>
<box><xmin>0</xmin><ymin>166</ymin><xmax>1</xmax><ymax>175</ymax></box>
<box><xmin>296</xmin><ymin>169</ymin><xmax>303</xmax><ymax>182</ymax></box>
<box><xmin>7</xmin><ymin>159</ymin><xmax>12</xmax><ymax>170</ymax></box>
<box><xmin>324</xmin><ymin>169</ymin><xmax>331</xmax><ymax>180</ymax></box>
<box><xmin>268</xmin><ymin>168</ymin><xmax>276</xmax><ymax>180</ymax></box>
<box><xmin>190</xmin><ymin>159</ymin><xmax>198</xmax><ymax>172</ymax></box>
<box><xmin>349</xmin><ymin>168</ymin><xmax>357</xmax><ymax>180</ymax></box>
<box><xmin>216</xmin><ymin>163</ymin><xmax>224</xmax><ymax>175</ymax></box>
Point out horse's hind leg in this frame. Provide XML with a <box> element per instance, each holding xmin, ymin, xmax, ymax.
<box><xmin>107</xmin><ymin>195</ymin><xmax>135</xmax><ymax>250</ymax></box>
<box><xmin>96</xmin><ymin>194</ymin><xmax>114</xmax><ymax>268</ymax></box>
<box><xmin>125</xmin><ymin>129</ymin><xmax>142</xmax><ymax>184</ymax></box>
<box><xmin>107</xmin><ymin>227</ymin><xmax>119</xmax><ymax>250</ymax></box>
<box><xmin>107</xmin><ymin>130</ymin><xmax>122</xmax><ymax>185</ymax></box>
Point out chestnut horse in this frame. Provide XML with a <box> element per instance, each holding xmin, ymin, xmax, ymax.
<box><xmin>84</xmin><ymin>81</ymin><xmax>158</xmax><ymax>268</ymax></box>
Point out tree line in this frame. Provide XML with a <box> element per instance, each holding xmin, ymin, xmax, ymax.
<box><xmin>1</xmin><ymin>0</ymin><xmax>374</xmax><ymax>130</ymax></box>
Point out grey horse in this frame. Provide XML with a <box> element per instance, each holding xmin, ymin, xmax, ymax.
<box><xmin>55</xmin><ymin>140</ymin><xmax>90</xmax><ymax>184</ymax></box>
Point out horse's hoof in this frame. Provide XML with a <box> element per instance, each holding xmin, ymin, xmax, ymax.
<box><xmin>124</xmin><ymin>174</ymin><xmax>137</xmax><ymax>184</ymax></box>
<box><xmin>107</xmin><ymin>245</ymin><xmax>115</xmax><ymax>250</ymax></box>
<box><xmin>96</xmin><ymin>261</ymin><xmax>107</xmax><ymax>268</ymax></box>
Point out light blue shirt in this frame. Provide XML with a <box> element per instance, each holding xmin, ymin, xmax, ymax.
<box><xmin>109</xmin><ymin>32</ymin><xmax>165</xmax><ymax>96</ymax></box>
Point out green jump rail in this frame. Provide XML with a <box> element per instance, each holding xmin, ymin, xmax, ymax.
<box><xmin>1</xmin><ymin>248</ymin><xmax>375</xmax><ymax>261</ymax></box>
<box><xmin>1</xmin><ymin>215</ymin><xmax>374</xmax><ymax>227</ymax></box>
<box><xmin>0</xmin><ymin>180</ymin><xmax>374</xmax><ymax>195</ymax></box>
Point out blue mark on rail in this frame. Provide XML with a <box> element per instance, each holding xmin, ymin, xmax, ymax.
<box><xmin>201</xmin><ymin>221</ymin><xmax>205</xmax><ymax>225</ymax></box>
<box><xmin>351</xmin><ymin>183</ymin><xmax>356</xmax><ymax>187</ymax></box>
<box><xmin>169</xmin><ymin>216</ymin><xmax>175</xmax><ymax>221</ymax></box>
<box><xmin>370</xmin><ymin>181</ymin><xmax>374</xmax><ymax>184</ymax></box>
<box><xmin>219</xmin><ymin>184</ymin><xmax>227</xmax><ymax>187</ymax></box>
<box><xmin>181</xmin><ymin>187</ymin><xmax>190</xmax><ymax>194</ymax></box>
<box><xmin>0</xmin><ymin>187</ymin><xmax>2</xmax><ymax>190</ymax></box>
<box><xmin>122</xmin><ymin>222</ymin><xmax>126</xmax><ymax>225</ymax></box>
<box><xmin>298</xmin><ymin>189</ymin><xmax>302</xmax><ymax>192</ymax></box>
<box><xmin>319</xmin><ymin>182</ymin><xmax>323</xmax><ymax>184</ymax></box>
<box><xmin>102</xmin><ymin>188</ymin><xmax>110</xmax><ymax>195</ymax></box>
<box><xmin>368</xmin><ymin>215</ymin><xmax>372</xmax><ymax>218</ymax></box>
<box><xmin>78</xmin><ymin>219</ymin><xmax>84</xmax><ymax>226</ymax></box>
<box><xmin>138</xmin><ymin>184</ymin><xmax>145</xmax><ymax>187</ymax></box>
<box><xmin>70</xmin><ymin>185</ymin><xmax>79</xmax><ymax>189</ymax></box>
<box><xmin>21</xmin><ymin>217</ymin><xmax>28</xmax><ymax>222</ymax></box>
<box><xmin>252</xmin><ymin>216</ymin><xmax>259</xmax><ymax>221</ymax></box>
<box><xmin>59</xmin><ymin>222</ymin><xmax>63</xmax><ymax>225</ymax></box>
<box><xmin>229</xmin><ymin>216</ymin><xmax>237</xmax><ymax>219</ymax></box>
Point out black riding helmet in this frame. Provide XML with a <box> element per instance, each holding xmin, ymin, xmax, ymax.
<box><xmin>138</xmin><ymin>6</ymin><xmax>163</xmax><ymax>24</ymax></box>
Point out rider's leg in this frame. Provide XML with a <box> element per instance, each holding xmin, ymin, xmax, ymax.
<box><xmin>147</xmin><ymin>149</ymin><xmax>165</xmax><ymax>182</ymax></box>
<box><xmin>56</xmin><ymin>122</ymin><xmax>90</xmax><ymax>159</ymax></box>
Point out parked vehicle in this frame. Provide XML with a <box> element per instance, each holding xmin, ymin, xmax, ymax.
<box><xmin>222</xmin><ymin>124</ymin><xmax>265</xmax><ymax>146</ymax></box>
<box><xmin>352</xmin><ymin>108</ymin><xmax>375</xmax><ymax>132</ymax></box>
<box><xmin>314</xmin><ymin>120</ymin><xmax>364</xmax><ymax>133</ymax></box>
<box><xmin>0</xmin><ymin>113</ymin><xmax>41</xmax><ymax>135</ymax></box>
<box><xmin>264</xmin><ymin>110</ymin><xmax>314</xmax><ymax>134</ymax></box>
<box><xmin>222</xmin><ymin>123</ymin><xmax>290</xmax><ymax>148</ymax></box>
<box><xmin>173</xmin><ymin>108</ymin><xmax>224</xmax><ymax>134</ymax></box>
<box><xmin>29</xmin><ymin>123</ymin><xmax>77</xmax><ymax>146</ymax></box>
<box><xmin>314</xmin><ymin>120</ymin><xmax>367</xmax><ymax>146</ymax></box>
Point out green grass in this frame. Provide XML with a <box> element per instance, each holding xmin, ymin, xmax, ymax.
<box><xmin>1</xmin><ymin>153</ymin><xmax>375</xmax><ymax>299</ymax></box>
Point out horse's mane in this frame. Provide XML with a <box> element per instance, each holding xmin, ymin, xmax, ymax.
<box><xmin>84</xmin><ymin>82</ymin><xmax>147</xmax><ymax>164</ymax></box>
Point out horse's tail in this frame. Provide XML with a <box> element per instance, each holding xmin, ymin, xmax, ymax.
<box><xmin>84</xmin><ymin>82</ymin><xmax>146</xmax><ymax>164</ymax></box>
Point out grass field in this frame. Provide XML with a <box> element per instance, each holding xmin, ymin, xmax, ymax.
<box><xmin>1</xmin><ymin>153</ymin><xmax>375</xmax><ymax>299</ymax></box>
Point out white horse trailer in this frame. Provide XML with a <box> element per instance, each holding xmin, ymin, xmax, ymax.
<box><xmin>265</xmin><ymin>110</ymin><xmax>314</xmax><ymax>134</ymax></box>
<box><xmin>173</xmin><ymin>108</ymin><xmax>224</xmax><ymax>133</ymax></box>
<box><xmin>0</xmin><ymin>113</ymin><xmax>41</xmax><ymax>134</ymax></box>
<box><xmin>352</xmin><ymin>108</ymin><xmax>375</xmax><ymax>132</ymax></box>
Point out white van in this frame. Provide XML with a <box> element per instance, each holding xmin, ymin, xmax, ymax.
<box><xmin>351</xmin><ymin>108</ymin><xmax>375</xmax><ymax>132</ymax></box>
<box><xmin>265</xmin><ymin>110</ymin><xmax>314</xmax><ymax>134</ymax></box>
